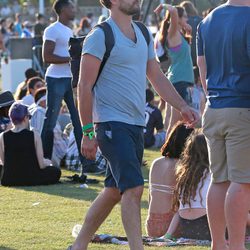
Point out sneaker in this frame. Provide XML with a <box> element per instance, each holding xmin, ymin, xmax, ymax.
<box><xmin>82</xmin><ymin>163</ymin><xmax>106</xmax><ymax>175</ymax></box>
<box><xmin>66</xmin><ymin>174</ymin><xmax>87</xmax><ymax>184</ymax></box>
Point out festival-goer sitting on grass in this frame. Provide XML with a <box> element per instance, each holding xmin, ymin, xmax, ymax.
<box><xmin>146</xmin><ymin>122</ymin><xmax>194</xmax><ymax>237</ymax></box>
<box><xmin>169</xmin><ymin>129</ymin><xmax>211</xmax><ymax>240</ymax></box>
<box><xmin>0</xmin><ymin>91</ymin><xmax>15</xmax><ymax>133</ymax></box>
<box><xmin>14</xmin><ymin>68</ymin><xmax>39</xmax><ymax>100</ymax></box>
<box><xmin>0</xmin><ymin>102</ymin><xmax>61</xmax><ymax>186</ymax></box>
<box><xmin>0</xmin><ymin>91</ymin><xmax>15</xmax><ymax>177</ymax></box>
<box><xmin>144</xmin><ymin>88</ymin><xmax>166</xmax><ymax>149</ymax></box>
<box><xmin>22</xmin><ymin>77</ymin><xmax>44</xmax><ymax>106</ymax></box>
<box><xmin>29</xmin><ymin>88</ymin><xmax>68</xmax><ymax>168</ymax></box>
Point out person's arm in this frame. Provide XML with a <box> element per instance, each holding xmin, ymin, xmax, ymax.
<box><xmin>78</xmin><ymin>28</ymin><xmax>106</xmax><ymax>160</ymax></box>
<box><xmin>197</xmin><ymin>56</ymin><xmax>207</xmax><ymax>95</ymax></box>
<box><xmin>0</xmin><ymin>132</ymin><xmax>4</xmax><ymax>165</ymax></box>
<box><xmin>42</xmin><ymin>40</ymin><xmax>70</xmax><ymax>64</ymax></box>
<box><xmin>147</xmin><ymin>59</ymin><xmax>199</xmax><ymax>126</ymax></box>
<box><xmin>78</xmin><ymin>54</ymin><xmax>100</xmax><ymax>160</ymax></box>
<box><xmin>155</xmin><ymin>4</ymin><xmax>179</xmax><ymax>44</ymax></box>
<box><xmin>164</xmin><ymin>5</ymin><xmax>179</xmax><ymax>38</ymax></box>
<box><xmin>34</xmin><ymin>131</ymin><xmax>51</xmax><ymax>169</ymax></box>
<box><xmin>196</xmin><ymin>22</ymin><xmax>208</xmax><ymax>95</ymax></box>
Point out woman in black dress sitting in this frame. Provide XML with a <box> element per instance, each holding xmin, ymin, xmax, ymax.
<box><xmin>0</xmin><ymin>102</ymin><xmax>61</xmax><ymax>186</ymax></box>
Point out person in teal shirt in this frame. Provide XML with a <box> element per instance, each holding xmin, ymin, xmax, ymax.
<box><xmin>155</xmin><ymin>4</ymin><xmax>194</xmax><ymax>134</ymax></box>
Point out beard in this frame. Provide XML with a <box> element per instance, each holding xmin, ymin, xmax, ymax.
<box><xmin>119</xmin><ymin>0</ymin><xmax>141</xmax><ymax>16</ymax></box>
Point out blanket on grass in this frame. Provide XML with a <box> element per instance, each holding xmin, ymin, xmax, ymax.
<box><xmin>91</xmin><ymin>234</ymin><xmax>211</xmax><ymax>247</ymax></box>
<box><xmin>72</xmin><ymin>225</ymin><xmax>250</xmax><ymax>247</ymax></box>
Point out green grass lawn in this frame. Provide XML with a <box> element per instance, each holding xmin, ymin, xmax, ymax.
<box><xmin>0</xmin><ymin>149</ymin><xmax>248</xmax><ymax>250</ymax></box>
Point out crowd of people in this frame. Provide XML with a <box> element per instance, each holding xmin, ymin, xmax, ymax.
<box><xmin>0</xmin><ymin>1</ymin><xmax>99</xmax><ymax>55</ymax></box>
<box><xmin>0</xmin><ymin>0</ymin><xmax>249</xmax><ymax>250</ymax></box>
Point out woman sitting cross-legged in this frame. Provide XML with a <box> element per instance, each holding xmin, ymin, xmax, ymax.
<box><xmin>0</xmin><ymin>102</ymin><xmax>61</xmax><ymax>186</ymax></box>
<box><xmin>146</xmin><ymin>122</ymin><xmax>194</xmax><ymax>237</ymax></box>
<box><xmin>169</xmin><ymin>129</ymin><xmax>211</xmax><ymax>240</ymax></box>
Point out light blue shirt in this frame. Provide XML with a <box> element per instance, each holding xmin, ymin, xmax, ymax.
<box><xmin>82</xmin><ymin>17</ymin><xmax>155</xmax><ymax>126</ymax></box>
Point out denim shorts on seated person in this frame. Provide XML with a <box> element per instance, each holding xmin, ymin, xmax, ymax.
<box><xmin>173</xmin><ymin>81</ymin><xmax>193</xmax><ymax>106</ymax></box>
<box><xmin>95</xmin><ymin>121</ymin><xmax>144</xmax><ymax>193</ymax></box>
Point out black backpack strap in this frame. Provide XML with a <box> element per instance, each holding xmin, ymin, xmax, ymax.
<box><xmin>134</xmin><ymin>21</ymin><xmax>150</xmax><ymax>46</ymax></box>
<box><xmin>93</xmin><ymin>22</ymin><xmax>115</xmax><ymax>89</ymax></box>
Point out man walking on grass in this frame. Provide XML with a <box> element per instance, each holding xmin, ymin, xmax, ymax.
<box><xmin>197</xmin><ymin>1</ymin><xmax>250</xmax><ymax>250</ymax></box>
<box><xmin>69</xmin><ymin>0</ymin><xmax>198</xmax><ymax>249</ymax></box>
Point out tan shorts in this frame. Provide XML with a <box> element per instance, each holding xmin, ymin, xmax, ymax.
<box><xmin>202</xmin><ymin>107</ymin><xmax>250</xmax><ymax>183</ymax></box>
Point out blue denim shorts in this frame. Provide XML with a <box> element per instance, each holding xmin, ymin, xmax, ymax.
<box><xmin>96</xmin><ymin>121</ymin><xmax>144</xmax><ymax>193</ymax></box>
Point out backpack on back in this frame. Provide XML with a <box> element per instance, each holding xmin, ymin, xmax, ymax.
<box><xmin>69</xmin><ymin>21</ymin><xmax>150</xmax><ymax>88</ymax></box>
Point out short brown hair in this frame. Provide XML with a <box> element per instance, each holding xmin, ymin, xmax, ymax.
<box><xmin>100</xmin><ymin>0</ymin><xmax>112</xmax><ymax>9</ymax></box>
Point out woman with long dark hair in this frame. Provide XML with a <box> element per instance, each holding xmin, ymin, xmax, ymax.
<box><xmin>170</xmin><ymin>129</ymin><xmax>211</xmax><ymax>240</ymax></box>
<box><xmin>155</xmin><ymin>4</ymin><xmax>195</xmax><ymax>134</ymax></box>
<box><xmin>146</xmin><ymin>122</ymin><xmax>194</xmax><ymax>237</ymax></box>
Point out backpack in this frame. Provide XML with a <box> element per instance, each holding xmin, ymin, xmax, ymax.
<box><xmin>69</xmin><ymin>21</ymin><xmax>150</xmax><ymax>88</ymax></box>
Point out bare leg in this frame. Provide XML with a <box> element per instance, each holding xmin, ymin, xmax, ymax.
<box><xmin>121</xmin><ymin>186</ymin><xmax>144</xmax><ymax>250</ymax></box>
<box><xmin>207</xmin><ymin>182</ymin><xmax>230</xmax><ymax>250</ymax></box>
<box><xmin>247</xmin><ymin>213</ymin><xmax>250</xmax><ymax>227</ymax></box>
<box><xmin>225</xmin><ymin>183</ymin><xmax>250</xmax><ymax>250</ymax></box>
<box><xmin>158</xmin><ymin>98</ymin><xmax>165</xmax><ymax>112</ymax></box>
<box><xmin>72</xmin><ymin>187</ymin><xmax>121</xmax><ymax>250</ymax></box>
<box><xmin>166</xmin><ymin>106</ymin><xmax>182</xmax><ymax>135</ymax></box>
<box><xmin>167</xmin><ymin>212</ymin><xmax>180</xmax><ymax>237</ymax></box>
<box><xmin>164</xmin><ymin>102</ymin><xmax>171</xmax><ymax>131</ymax></box>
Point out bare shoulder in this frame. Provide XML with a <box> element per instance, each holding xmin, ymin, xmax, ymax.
<box><xmin>151</xmin><ymin>157</ymin><xmax>177</xmax><ymax>174</ymax></box>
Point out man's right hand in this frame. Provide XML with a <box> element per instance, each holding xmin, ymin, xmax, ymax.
<box><xmin>180</xmin><ymin>105</ymin><xmax>200</xmax><ymax>128</ymax></box>
<box><xmin>81</xmin><ymin>136</ymin><xmax>98</xmax><ymax>160</ymax></box>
